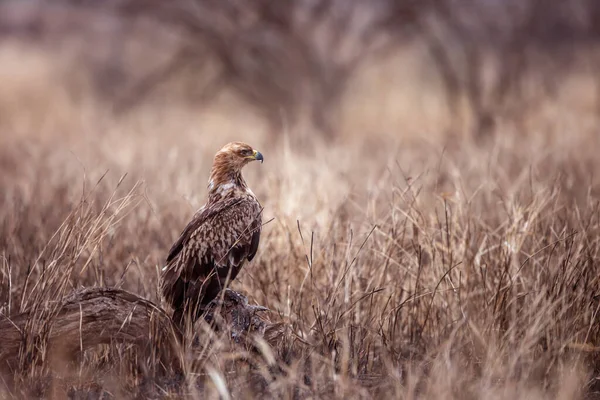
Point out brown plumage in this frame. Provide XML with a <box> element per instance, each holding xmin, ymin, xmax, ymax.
<box><xmin>161</xmin><ymin>142</ymin><xmax>263</xmax><ymax>329</ymax></box>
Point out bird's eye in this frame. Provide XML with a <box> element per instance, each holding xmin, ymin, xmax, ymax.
<box><xmin>242</xmin><ymin>149</ymin><xmax>252</xmax><ymax>156</ymax></box>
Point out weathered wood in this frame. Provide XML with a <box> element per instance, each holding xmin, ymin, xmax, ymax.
<box><xmin>0</xmin><ymin>287</ymin><xmax>278</xmax><ymax>380</ymax></box>
<box><xmin>0</xmin><ymin>288</ymin><xmax>181</xmax><ymax>376</ymax></box>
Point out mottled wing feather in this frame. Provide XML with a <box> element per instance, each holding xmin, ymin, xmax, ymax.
<box><xmin>161</xmin><ymin>195</ymin><xmax>261</xmax><ymax>312</ymax></box>
<box><xmin>165</xmin><ymin>199</ymin><xmax>243</xmax><ymax>264</ymax></box>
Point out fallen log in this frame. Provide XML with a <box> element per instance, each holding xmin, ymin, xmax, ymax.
<box><xmin>0</xmin><ymin>288</ymin><xmax>180</xmax><ymax>376</ymax></box>
<box><xmin>0</xmin><ymin>287</ymin><xmax>277</xmax><ymax>381</ymax></box>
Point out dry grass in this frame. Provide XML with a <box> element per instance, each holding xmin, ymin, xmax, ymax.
<box><xmin>1</xmin><ymin>40</ymin><xmax>600</xmax><ymax>399</ymax></box>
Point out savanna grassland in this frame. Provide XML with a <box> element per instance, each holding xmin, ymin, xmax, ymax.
<box><xmin>2</xmin><ymin>4</ymin><xmax>600</xmax><ymax>399</ymax></box>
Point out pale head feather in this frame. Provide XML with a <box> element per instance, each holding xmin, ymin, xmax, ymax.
<box><xmin>207</xmin><ymin>142</ymin><xmax>262</xmax><ymax>200</ymax></box>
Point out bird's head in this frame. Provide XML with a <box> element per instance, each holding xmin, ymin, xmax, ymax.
<box><xmin>208</xmin><ymin>142</ymin><xmax>263</xmax><ymax>195</ymax></box>
<box><xmin>214</xmin><ymin>142</ymin><xmax>264</xmax><ymax>169</ymax></box>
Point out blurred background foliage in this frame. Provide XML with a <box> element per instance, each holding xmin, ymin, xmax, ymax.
<box><xmin>1</xmin><ymin>0</ymin><xmax>599</xmax><ymax>141</ymax></box>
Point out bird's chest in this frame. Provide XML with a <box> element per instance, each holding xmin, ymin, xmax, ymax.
<box><xmin>204</xmin><ymin>201</ymin><xmax>259</xmax><ymax>266</ymax></box>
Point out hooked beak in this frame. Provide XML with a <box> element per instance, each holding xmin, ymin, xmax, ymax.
<box><xmin>253</xmin><ymin>150</ymin><xmax>264</xmax><ymax>163</ymax></box>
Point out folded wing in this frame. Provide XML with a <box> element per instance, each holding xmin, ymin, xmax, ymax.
<box><xmin>160</xmin><ymin>195</ymin><xmax>261</xmax><ymax>323</ymax></box>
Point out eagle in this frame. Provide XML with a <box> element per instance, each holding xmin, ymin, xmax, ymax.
<box><xmin>161</xmin><ymin>142</ymin><xmax>263</xmax><ymax>329</ymax></box>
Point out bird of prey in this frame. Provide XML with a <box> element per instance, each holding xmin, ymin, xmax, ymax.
<box><xmin>161</xmin><ymin>142</ymin><xmax>263</xmax><ymax>329</ymax></box>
